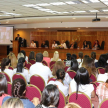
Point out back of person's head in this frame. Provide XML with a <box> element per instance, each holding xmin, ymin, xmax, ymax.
<box><xmin>40</xmin><ymin>84</ymin><xmax>59</xmax><ymax>107</ymax></box>
<box><xmin>12</xmin><ymin>79</ymin><xmax>26</xmax><ymax>99</ymax></box>
<box><xmin>17</xmin><ymin>57</ymin><xmax>25</xmax><ymax>73</ymax></box>
<box><xmin>64</xmin><ymin>102</ymin><xmax>81</xmax><ymax>108</ymax></box>
<box><xmin>0</xmin><ymin>74</ymin><xmax>7</xmax><ymax>96</ymax></box>
<box><xmin>20</xmin><ymin>50</ymin><xmax>26</xmax><ymax>59</ymax></box>
<box><xmin>70</xmin><ymin>59</ymin><xmax>78</xmax><ymax>72</ymax></box>
<box><xmin>78</xmin><ymin>52</ymin><xmax>83</xmax><ymax>59</ymax></box>
<box><xmin>52</xmin><ymin>51</ymin><xmax>59</xmax><ymax>61</ymax></box>
<box><xmin>7</xmin><ymin>52</ymin><xmax>15</xmax><ymax>59</ymax></box>
<box><xmin>36</xmin><ymin>53</ymin><xmax>43</xmax><ymax>62</ymax></box>
<box><xmin>98</xmin><ymin>54</ymin><xmax>107</xmax><ymax>67</ymax></box>
<box><xmin>56</xmin><ymin>69</ymin><xmax>65</xmax><ymax>80</ymax></box>
<box><xmin>2</xmin><ymin>97</ymin><xmax>24</xmax><ymax>108</ymax></box>
<box><xmin>29</xmin><ymin>51</ymin><xmax>35</xmax><ymax>61</ymax></box>
<box><xmin>52</xmin><ymin>61</ymin><xmax>65</xmax><ymax>76</ymax></box>
<box><xmin>1</xmin><ymin>58</ymin><xmax>11</xmax><ymax>71</ymax></box>
<box><xmin>91</xmin><ymin>52</ymin><xmax>96</xmax><ymax>60</ymax></box>
<box><xmin>71</xmin><ymin>54</ymin><xmax>77</xmax><ymax>60</ymax></box>
<box><xmin>82</xmin><ymin>55</ymin><xmax>89</xmax><ymax>66</ymax></box>
<box><xmin>66</xmin><ymin>53</ymin><xmax>71</xmax><ymax>60</ymax></box>
<box><xmin>17</xmin><ymin>53</ymin><xmax>24</xmax><ymax>60</ymax></box>
<box><xmin>43</xmin><ymin>51</ymin><xmax>49</xmax><ymax>57</ymax></box>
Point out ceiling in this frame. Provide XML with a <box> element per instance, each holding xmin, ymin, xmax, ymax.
<box><xmin>1</xmin><ymin>0</ymin><xmax>108</xmax><ymax>24</ymax></box>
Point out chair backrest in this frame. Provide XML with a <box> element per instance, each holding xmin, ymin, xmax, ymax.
<box><xmin>58</xmin><ymin>90</ymin><xmax>66</xmax><ymax>108</ymax></box>
<box><xmin>100</xmin><ymin>41</ymin><xmax>105</xmax><ymax>50</ymax></box>
<box><xmin>50</xmin><ymin>61</ymin><xmax>56</xmax><ymax>68</ymax></box>
<box><xmin>30</xmin><ymin>74</ymin><xmax>45</xmax><ymax>91</ymax></box>
<box><xmin>99</xmin><ymin>98</ymin><xmax>108</xmax><ymax>108</ymax></box>
<box><xmin>90</xmin><ymin>73</ymin><xmax>97</xmax><ymax>82</ymax></box>
<box><xmin>29</xmin><ymin>59</ymin><xmax>35</xmax><ymax>65</ymax></box>
<box><xmin>7</xmin><ymin>82</ymin><xmax>12</xmax><ymax>96</ymax></box>
<box><xmin>50</xmin><ymin>65</ymin><xmax>54</xmax><ymax>71</ymax></box>
<box><xmin>97</xmin><ymin>67</ymin><xmax>105</xmax><ymax>74</ymax></box>
<box><xmin>47</xmin><ymin>77</ymin><xmax>56</xmax><ymax>84</ymax></box>
<box><xmin>8</xmin><ymin>66</ymin><xmax>13</xmax><ymax>70</ymax></box>
<box><xmin>4</xmin><ymin>72</ymin><xmax>11</xmax><ymax>82</ymax></box>
<box><xmin>69</xmin><ymin>92</ymin><xmax>92</xmax><ymax>108</ymax></box>
<box><xmin>25</xmin><ymin>63</ymin><xmax>31</xmax><ymax>70</ymax></box>
<box><xmin>65</xmin><ymin>66</ymin><xmax>69</xmax><ymax>72</ymax></box>
<box><xmin>25</xmin><ymin>84</ymin><xmax>41</xmax><ymax>101</ymax></box>
<box><xmin>66</xmin><ymin>70</ymin><xmax>76</xmax><ymax>79</ymax></box>
<box><xmin>12</xmin><ymin>73</ymin><xmax>26</xmax><ymax>83</ymax></box>
<box><xmin>42</xmin><ymin>60</ymin><xmax>48</xmax><ymax>66</ymax></box>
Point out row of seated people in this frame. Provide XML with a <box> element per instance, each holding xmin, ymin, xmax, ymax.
<box><xmin>1</xmin><ymin>51</ymin><xmax>108</xmax><ymax>107</ymax></box>
<box><xmin>30</xmin><ymin>39</ymin><xmax>105</xmax><ymax>50</ymax></box>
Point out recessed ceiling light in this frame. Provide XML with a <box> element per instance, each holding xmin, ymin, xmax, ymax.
<box><xmin>50</xmin><ymin>2</ymin><xmax>66</xmax><ymax>5</ymax></box>
<box><xmin>36</xmin><ymin>3</ymin><xmax>50</xmax><ymax>6</ymax></box>
<box><xmin>38</xmin><ymin>8</ymin><xmax>51</xmax><ymax>11</ymax></box>
<box><xmin>73</xmin><ymin>18</ymin><xmax>76</xmax><ymax>19</ymax></box>
<box><xmin>23</xmin><ymin>4</ymin><xmax>36</xmax><ymax>7</ymax></box>
<box><xmin>65</xmin><ymin>1</ymin><xmax>77</xmax><ymax>4</ymax></box>
<box><xmin>82</xmin><ymin>0</ymin><xmax>89</xmax><ymax>3</ymax></box>
<box><xmin>74</xmin><ymin>11</ymin><xmax>86</xmax><ymax>13</ymax></box>
<box><xmin>103</xmin><ymin>9</ymin><xmax>108</xmax><ymax>11</ymax></box>
<box><xmin>89</xmin><ymin>10</ymin><xmax>99</xmax><ymax>12</ymax></box>
<box><xmin>89</xmin><ymin>0</ymin><xmax>100</xmax><ymax>3</ymax></box>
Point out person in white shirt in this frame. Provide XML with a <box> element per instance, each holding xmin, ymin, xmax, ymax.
<box><xmin>48</xmin><ymin>69</ymin><xmax>68</xmax><ymax>98</ymax></box>
<box><xmin>13</xmin><ymin>57</ymin><xmax>30</xmax><ymax>83</ymax></box>
<box><xmin>20</xmin><ymin>50</ymin><xmax>28</xmax><ymax>63</ymax></box>
<box><xmin>91</xmin><ymin>52</ymin><xmax>98</xmax><ymax>63</ymax></box>
<box><xmin>52</xmin><ymin>40</ymin><xmax>58</xmax><ymax>49</ymax></box>
<box><xmin>61</xmin><ymin>40</ymin><xmax>67</xmax><ymax>49</ymax></box>
<box><xmin>30</xmin><ymin>40</ymin><xmax>36</xmax><ymax>48</ymax></box>
<box><xmin>29</xmin><ymin>53</ymin><xmax>52</xmax><ymax>85</ymax></box>
<box><xmin>51</xmin><ymin>51</ymin><xmax>61</xmax><ymax>61</ymax></box>
<box><xmin>69</xmin><ymin>67</ymin><xmax>95</xmax><ymax>99</ymax></box>
<box><xmin>0</xmin><ymin>58</ymin><xmax>15</xmax><ymax>82</ymax></box>
<box><xmin>77</xmin><ymin>52</ymin><xmax>83</xmax><ymax>65</ymax></box>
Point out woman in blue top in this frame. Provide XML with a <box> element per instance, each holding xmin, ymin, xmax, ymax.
<box><xmin>2</xmin><ymin>79</ymin><xmax>35</xmax><ymax>108</ymax></box>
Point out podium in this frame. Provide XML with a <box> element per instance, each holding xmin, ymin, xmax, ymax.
<box><xmin>13</xmin><ymin>41</ymin><xmax>19</xmax><ymax>56</ymax></box>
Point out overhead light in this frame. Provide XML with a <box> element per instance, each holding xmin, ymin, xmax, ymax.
<box><xmin>89</xmin><ymin>10</ymin><xmax>99</xmax><ymax>12</ymax></box>
<box><xmin>23</xmin><ymin>4</ymin><xmax>36</xmax><ymax>7</ymax></box>
<box><xmin>33</xmin><ymin>6</ymin><xmax>42</xmax><ymax>9</ymax></box>
<box><xmin>82</xmin><ymin>0</ymin><xmax>89</xmax><ymax>3</ymax></box>
<box><xmin>38</xmin><ymin>8</ymin><xmax>51</xmax><ymax>11</ymax></box>
<box><xmin>73</xmin><ymin>18</ymin><xmax>76</xmax><ymax>19</ymax></box>
<box><xmin>65</xmin><ymin>1</ymin><xmax>77</xmax><ymax>4</ymax></box>
<box><xmin>78</xmin><ymin>28</ymin><xmax>80</xmax><ymax>29</ymax></box>
<box><xmin>89</xmin><ymin>0</ymin><xmax>100</xmax><ymax>3</ymax></box>
<box><xmin>74</xmin><ymin>11</ymin><xmax>86</xmax><ymax>13</ymax></box>
<box><xmin>36</xmin><ymin>3</ymin><xmax>50</xmax><ymax>6</ymax></box>
<box><xmin>103</xmin><ymin>9</ymin><xmax>108</xmax><ymax>11</ymax></box>
<box><xmin>50</xmin><ymin>2</ymin><xmax>66</xmax><ymax>5</ymax></box>
<box><xmin>92</xmin><ymin>13</ymin><xmax>100</xmax><ymax>22</ymax></box>
<box><xmin>46</xmin><ymin>10</ymin><xmax>57</xmax><ymax>13</ymax></box>
<box><xmin>0</xmin><ymin>15</ymin><xmax>10</xmax><ymax>16</ymax></box>
<box><xmin>62</xmin><ymin>12</ymin><xmax>69</xmax><ymax>13</ymax></box>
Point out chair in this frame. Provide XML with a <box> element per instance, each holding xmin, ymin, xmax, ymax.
<box><xmin>25</xmin><ymin>62</ymin><xmax>32</xmax><ymax>69</ymax></box>
<box><xmin>65</xmin><ymin>66</ymin><xmax>69</xmax><ymax>72</ymax></box>
<box><xmin>29</xmin><ymin>59</ymin><xmax>35</xmax><ymax>65</ymax></box>
<box><xmin>45</xmin><ymin>40</ymin><xmax>49</xmax><ymax>48</ymax></box>
<box><xmin>47</xmin><ymin>77</ymin><xmax>56</xmax><ymax>84</ymax></box>
<box><xmin>65</xmin><ymin>40</ymin><xmax>70</xmax><ymax>48</ymax></box>
<box><xmin>97</xmin><ymin>67</ymin><xmax>105</xmax><ymax>74</ymax></box>
<box><xmin>69</xmin><ymin>92</ymin><xmax>92</xmax><ymax>108</ymax></box>
<box><xmin>66</xmin><ymin>70</ymin><xmax>76</xmax><ymax>79</ymax></box>
<box><xmin>7</xmin><ymin>82</ymin><xmax>12</xmax><ymax>96</ymax></box>
<box><xmin>58</xmin><ymin>90</ymin><xmax>66</xmax><ymax>108</ymax></box>
<box><xmin>25</xmin><ymin>84</ymin><xmax>41</xmax><ymax>101</ymax></box>
<box><xmin>30</xmin><ymin>74</ymin><xmax>45</xmax><ymax>91</ymax></box>
<box><xmin>50</xmin><ymin>65</ymin><xmax>54</xmax><ymax>71</ymax></box>
<box><xmin>90</xmin><ymin>73</ymin><xmax>97</xmax><ymax>82</ymax></box>
<box><xmin>8</xmin><ymin>66</ymin><xmax>13</xmax><ymax>70</ymax></box>
<box><xmin>49</xmin><ymin>61</ymin><xmax>56</xmax><ymax>68</ymax></box>
<box><xmin>34</xmin><ymin>41</ymin><xmax>39</xmax><ymax>48</ymax></box>
<box><xmin>12</xmin><ymin>73</ymin><xmax>26</xmax><ymax>84</ymax></box>
<box><xmin>4</xmin><ymin>73</ymin><xmax>11</xmax><ymax>82</ymax></box>
<box><xmin>42</xmin><ymin>60</ymin><xmax>48</xmax><ymax>66</ymax></box>
<box><xmin>100</xmin><ymin>41</ymin><xmax>105</xmax><ymax>50</ymax></box>
<box><xmin>99</xmin><ymin>98</ymin><xmax>108</xmax><ymax>108</ymax></box>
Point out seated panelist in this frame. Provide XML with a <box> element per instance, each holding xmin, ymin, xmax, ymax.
<box><xmin>41</xmin><ymin>41</ymin><xmax>47</xmax><ymax>48</ymax></box>
<box><xmin>61</xmin><ymin>40</ymin><xmax>67</xmax><ymax>49</ymax></box>
<box><xmin>70</xmin><ymin>40</ymin><xmax>77</xmax><ymax>49</ymax></box>
<box><xmin>82</xmin><ymin>40</ymin><xmax>89</xmax><ymax>49</ymax></box>
<box><xmin>52</xmin><ymin>40</ymin><xmax>58</xmax><ymax>49</ymax></box>
<box><xmin>30</xmin><ymin>40</ymin><xmax>36</xmax><ymax>48</ymax></box>
<box><xmin>92</xmin><ymin>40</ymin><xmax>100</xmax><ymax>50</ymax></box>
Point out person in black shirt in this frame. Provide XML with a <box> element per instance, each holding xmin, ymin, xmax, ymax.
<box><xmin>41</xmin><ymin>41</ymin><xmax>46</xmax><ymax>48</ymax></box>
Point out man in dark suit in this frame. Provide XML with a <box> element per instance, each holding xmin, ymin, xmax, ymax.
<box><xmin>15</xmin><ymin>34</ymin><xmax>22</xmax><ymax>52</ymax></box>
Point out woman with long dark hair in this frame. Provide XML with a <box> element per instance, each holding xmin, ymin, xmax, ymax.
<box><xmin>69</xmin><ymin>67</ymin><xmax>95</xmax><ymax>99</ymax></box>
<box><xmin>2</xmin><ymin>79</ymin><xmax>35</xmax><ymax>108</ymax></box>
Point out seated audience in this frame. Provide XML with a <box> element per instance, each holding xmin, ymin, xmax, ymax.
<box><xmin>30</xmin><ymin>40</ymin><xmax>36</xmax><ymax>48</ymax></box>
<box><xmin>52</xmin><ymin>61</ymin><xmax>71</xmax><ymax>89</ymax></box>
<box><xmin>2</xmin><ymin>97</ymin><xmax>24</xmax><ymax>108</ymax></box>
<box><xmin>93</xmin><ymin>40</ymin><xmax>100</xmax><ymax>50</ymax></box>
<box><xmin>29</xmin><ymin>53</ymin><xmax>52</xmax><ymax>85</ymax></box>
<box><xmin>41</xmin><ymin>41</ymin><xmax>46</xmax><ymax>48</ymax></box>
<box><xmin>28</xmin><ymin>51</ymin><xmax>35</xmax><ymax>62</ymax></box>
<box><xmin>20</xmin><ymin>50</ymin><xmax>28</xmax><ymax>63</ymax></box>
<box><xmin>7</xmin><ymin>52</ymin><xmax>17</xmax><ymax>69</ymax></box>
<box><xmin>64</xmin><ymin>53</ymin><xmax>71</xmax><ymax>66</ymax></box>
<box><xmin>77</xmin><ymin>52</ymin><xmax>83</xmax><ymax>64</ymax></box>
<box><xmin>67</xmin><ymin>59</ymin><xmax>78</xmax><ymax>72</ymax></box>
<box><xmin>51</xmin><ymin>51</ymin><xmax>61</xmax><ymax>61</ymax></box>
<box><xmin>13</xmin><ymin>57</ymin><xmax>29</xmax><ymax>83</ymax></box>
<box><xmin>61</xmin><ymin>40</ymin><xmax>67</xmax><ymax>49</ymax></box>
<box><xmin>43</xmin><ymin>51</ymin><xmax>51</xmax><ymax>67</ymax></box>
<box><xmin>69</xmin><ymin>67</ymin><xmax>95</xmax><ymax>99</ymax></box>
<box><xmin>71</xmin><ymin>54</ymin><xmax>77</xmax><ymax>60</ymax></box>
<box><xmin>52</xmin><ymin>40</ymin><xmax>58</xmax><ymax>49</ymax></box>
<box><xmin>0</xmin><ymin>58</ymin><xmax>14</xmax><ymax>82</ymax></box>
<box><xmin>33</xmin><ymin>84</ymin><xmax>59</xmax><ymax>108</ymax></box>
<box><xmin>48</xmin><ymin>69</ymin><xmax>68</xmax><ymax>98</ymax></box>
<box><xmin>82</xmin><ymin>40</ymin><xmax>89</xmax><ymax>49</ymax></box>
<box><xmin>17</xmin><ymin>53</ymin><xmax>24</xmax><ymax>61</ymax></box>
<box><xmin>2</xmin><ymin>79</ymin><xmax>35</xmax><ymax>108</ymax></box>
<box><xmin>0</xmin><ymin>74</ymin><xmax>8</xmax><ymax>106</ymax></box>
<box><xmin>91</xmin><ymin>52</ymin><xmax>98</xmax><ymax>63</ymax></box>
<box><xmin>64</xmin><ymin>102</ymin><xmax>81</xmax><ymax>108</ymax></box>
<box><xmin>96</xmin><ymin>79</ymin><xmax>108</xmax><ymax>105</ymax></box>
<box><xmin>95</xmin><ymin>54</ymin><xmax>108</xmax><ymax>68</ymax></box>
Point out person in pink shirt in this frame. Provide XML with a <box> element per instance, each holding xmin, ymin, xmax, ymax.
<box><xmin>43</xmin><ymin>51</ymin><xmax>51</xmax><ymax>67</ymax></box>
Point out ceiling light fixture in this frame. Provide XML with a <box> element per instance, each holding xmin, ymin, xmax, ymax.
<box><xmin>65</xmin><ymin>1</ymin><xmax>77</xmax><ymax>4</ymax></box>
<box><xmin>50</xmin><ymin>2</ymin><xmax>66</xmax><ymax>5</ymax></box>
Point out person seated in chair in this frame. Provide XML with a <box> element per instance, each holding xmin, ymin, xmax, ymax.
<box><xmin>61</xmin><ymin>40</ymin><xmax>67</xmax><ymax>49</ymax></box>
<box><xmin>92</xmin><ymin>40</ymin><xmax>100</xmax><ymax>50</ymax></box>
<box><xmin>52</xmin><ymin>40</ymin><xmax>58</xmax><ymax>49</ymax></box>
<box><xmin>82</xmin><ymin>40</ymin><xmax>89</xmax><ymax>49</ymax></box>
<box><xmin>41</xmin><ymin>41</ymin><xmax>47</xmax><ymax>48</ymax></box>
<box><xmin>30</xmin><ymin>40</ymin><xmax>36</xmax><ymax>48</ymax></box>
<box><xmin>70</xmin><ymin>40</ymin><xmax>77</xmax><ymax>49</ymax></box>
